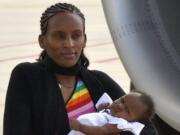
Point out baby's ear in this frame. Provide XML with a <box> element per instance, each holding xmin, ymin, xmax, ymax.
<box><xmin>38</xmin><ymin>35</ymin><xmax>46</xmax><ymax>49</ymax></box>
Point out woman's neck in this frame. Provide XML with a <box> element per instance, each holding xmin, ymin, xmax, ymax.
<box><xmin>56</xmin><ymin>74</ymin><xmax>77</xmax><ymax>103</ymax></box>
<box><xmin>44</xmin><ymin>55</ymin><xmax>81</xmax><ymax>76</ymax></box>
<box><xmin>56</xmin><ymin>74</ymin><xmax>76</xmax><ymax>88</ymax></box>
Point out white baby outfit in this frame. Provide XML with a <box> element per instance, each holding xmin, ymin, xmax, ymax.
<box><xmin>68</xmin><ymin>110</ymin><xmax>144</xmax><ymax>135</ymax></box>
<box><xmin>68</xmin><ymin>93</ymin><xmax>144</xmax><ymax>135</ymax></box>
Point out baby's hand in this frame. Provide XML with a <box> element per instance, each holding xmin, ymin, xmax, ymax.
<box><xmin>97</xmin><ymin>103</ymin><xmax>110</xmax><ymax>111</ymax></box>
<box><xmin>69</xmin><ymin>120</ymin><xmax>81</xmax><ymax>131</ymax></box>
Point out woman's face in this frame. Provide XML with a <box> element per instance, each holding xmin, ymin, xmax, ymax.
<box><xmin>39</xmin><ymin>12</ymin><xmax>86</xmax><ymax>67</ymax></box>
<box><xmin>110</xmin><ymin>93</ymin><xmax>147</xmax><ymax>122</ymax></box>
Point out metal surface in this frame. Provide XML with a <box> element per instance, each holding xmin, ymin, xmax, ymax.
<box><xmin>102</xmin><ymin>0</ymin><xmax>180</xmax><ymax>131</ymax></box>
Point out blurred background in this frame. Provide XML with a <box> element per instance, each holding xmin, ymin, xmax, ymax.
<box><xmin>0</xmin><ymin>0</ymin><xmax>130</xmax><ymax>134</ymax></box>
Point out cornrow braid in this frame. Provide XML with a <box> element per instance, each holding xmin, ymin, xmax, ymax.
<box><xmin>40</xmin><ymin>2</ymin><xmax>85</xmax><ymax>35</ymax></box>
<box><xmin>38</xmin><ymin>2</ymin><xmax>89</xmax><ymax>68</ymax></box>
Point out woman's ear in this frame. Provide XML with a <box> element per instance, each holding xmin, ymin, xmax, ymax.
<box><xmin>38</xmin><ymin>34</ymin><xmax>45</xmax><ymax>49</ymax></box>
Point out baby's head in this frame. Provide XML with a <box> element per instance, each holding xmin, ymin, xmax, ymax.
<box><xmin>110</xmin><ymin>91</ymin><xmax>155</xmax><ymax>122</ymax></box>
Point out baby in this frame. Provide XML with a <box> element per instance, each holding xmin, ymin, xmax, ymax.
<box><xmin>69</xmin><ymin>91</ymin><xmax>155</xmax><ymax>135</ymax></box>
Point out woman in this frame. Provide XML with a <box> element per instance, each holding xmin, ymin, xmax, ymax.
<box><xmin>3</xmin><ymin>2</ymin><xmax>157</xmax><ymax>135</ymax></box>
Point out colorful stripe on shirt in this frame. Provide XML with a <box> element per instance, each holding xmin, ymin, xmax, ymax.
<box><xmin>66</xmin><ymin>79</ymin><xmax>96</xmax><ymax>120</ymax></box>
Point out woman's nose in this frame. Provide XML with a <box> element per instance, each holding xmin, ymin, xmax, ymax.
<box><xmin>64</xmin><ymin>37</ymin><xmax>74</xmax><ymax>47</ymax></box>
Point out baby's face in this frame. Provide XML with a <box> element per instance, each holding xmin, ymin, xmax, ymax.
<box><xmin>110</xmin><ymin>92</ymin><xmax>147</xmax><ymax>122</ymax></box>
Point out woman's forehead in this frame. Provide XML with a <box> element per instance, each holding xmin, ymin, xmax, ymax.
<box><xmin>48</xmin><ymin>12</ymin><xmax>84</xmax><ymax>31</ymax></box>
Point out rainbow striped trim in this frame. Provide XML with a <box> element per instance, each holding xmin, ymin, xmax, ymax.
<box><xmin>66</xmin><ymin>79</ymin><xmax>96</xmax><ymax>120</ymax></box>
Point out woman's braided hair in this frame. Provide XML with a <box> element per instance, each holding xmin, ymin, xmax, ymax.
<box><xmin>38</xmin><ymin>3</ymin><xmax>89</xmax><ymax>68</ymax></box>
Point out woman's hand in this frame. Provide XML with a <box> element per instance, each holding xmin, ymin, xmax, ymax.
<box><xmin>102</xmin><ymin>123</ymin><xmax>122</xmax><ymax>135</ymax></box>
<box><xmin>69</xmin><ymin>119</ymin><xmax>81</xmax><ymax>131</ymax></box>
<box><xmin>97</xmin><ymin>103</ymin><xmax>110</xmax><ymax>111</ymax></box>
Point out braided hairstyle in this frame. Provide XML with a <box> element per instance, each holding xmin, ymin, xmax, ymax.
<box><xmin>38</xmin><ymin>2</ymin><xmax>89</xmax><ymax>68</ymax></box>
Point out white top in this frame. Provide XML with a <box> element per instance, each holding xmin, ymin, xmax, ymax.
<box><xmin>68</xmin><ymin>110</ymin><xmax>144</xmax><ymax>135</ymax></box>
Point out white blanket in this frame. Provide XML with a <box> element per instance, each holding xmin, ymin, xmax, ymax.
<box><xmin>68</xmin><ymin>111</ymin><xmax>144</xmax><ymax>135</ymax></box>
<box><xmin>68</xmin><ymin>93</ymin><xmax>144</xmax><ymax>135</ymax></box>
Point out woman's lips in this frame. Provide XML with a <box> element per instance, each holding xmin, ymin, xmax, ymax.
<box><xmin>61</xmin><ymin>52</ymin><xmax>76</xmax><ymax>59</ymax></box>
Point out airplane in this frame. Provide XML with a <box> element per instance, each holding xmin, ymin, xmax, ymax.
<box><xmin>102</xmin><ymin>0</ymin><xmax>180</xmax><ymax>134</ymax></box>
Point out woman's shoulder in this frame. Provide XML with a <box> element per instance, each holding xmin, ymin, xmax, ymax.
<box><xmin>80</xmin><ymin>67</ymin><xmax>111</xmax><ymax>80</ymax></box>
<box><xmin>88</xmin><ymin>69</ymin><xmax>110</xmax><ymax>78</ymax></box>
<box><xmin>89</xmin><ymin>69</ymin><xmax>119</xmax><ymax>84</ymax></box>
<box><xmin>12</xmin><ymin>61</ymin><xmax>44</xmax><ymax>74</ymax></box>
<box><xmin>81</xmin><ymin>68</ymin><xmax>125</xmax><ymax>100</ymax></box>
<box><xmin>15</xmin><ymin>61</ymin><xmax>44</xmax><ymax>69</ymax></box>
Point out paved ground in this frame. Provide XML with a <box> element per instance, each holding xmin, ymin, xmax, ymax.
<box><xmin>0</xmin><ymin>0</ymin><xmax>130</xmax><ymax>134</ymax></box>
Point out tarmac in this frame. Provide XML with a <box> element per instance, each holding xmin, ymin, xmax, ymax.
<box><xmin>0</xmin><ymin>0</ymin><xmax>130</xmax><ymax>134</ymax></box>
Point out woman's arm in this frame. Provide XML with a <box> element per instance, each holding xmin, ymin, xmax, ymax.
<box><xmin>70</xmin><ymin>120</ymin><xmax>120</xmax><ymax>135</ymax></box>
<box><xmin>139</xmin><ymin>121</ymin><xmax>158</xmax><ymax>135</ymax></box>
<box><xmin>3</xmin><ymin>64</ymin><xmax>32</xmax><ymax>135</ymax></box>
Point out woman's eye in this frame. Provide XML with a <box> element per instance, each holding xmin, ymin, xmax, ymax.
<box><xmin>58</xmin><ymin>34</ymin><xmax>65</xmax><ymax>39</ymax></box>
<box><xmin>53</xmin><ymin>32</ymin><xmax>65</xmax><ymax>39</ymax></box>
<box><xmin>72</xmin><ymin>33</ymin><xmax>82</xmax><ymax>40</ymax></box>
